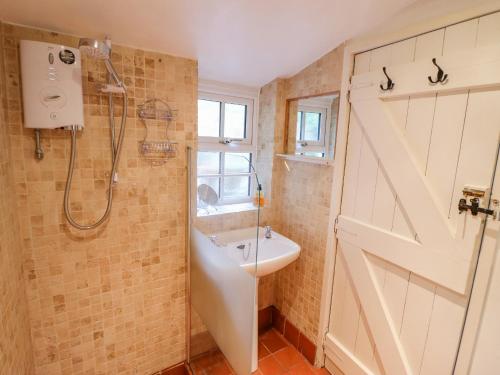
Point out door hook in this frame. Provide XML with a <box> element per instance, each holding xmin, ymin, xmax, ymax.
<box><xmin>380</xmin><ymin>67</ymin><xmax>395</xmax><ymax>91</ymax></box>
<box><xmin>428</xmin><ymin>58</ymin><xmax>448</xmax><ymax>84</ymax></box>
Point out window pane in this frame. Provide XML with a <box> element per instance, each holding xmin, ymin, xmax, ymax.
<box><xmin>304</xmin><ymin>112</ymin><xmax>321</xmax><ymax>141</ymax></box>
<box><xmin>302</xmin><ymin>151</ymin><xmax>324</xmax><ymax>157</ymax></box>
<box><xmin>224</xmin><ymin>103</ymin><xmax>246</xmax><ymax>139</ymax></box>
<box><xmin>197</xmin><ymin>152</ymin><xmax>220</xmax><ymax>175</ymax></box>
<box><xmin>224</xmin><ymin>153</ymin><xmax>251</xmax><ymax>174</ymax></box>
<box><xmin>296</xmin><ymin>111</ymin><xmax>303</xmax><ymax>141</ymax></box>
<box><xmin>223</xmin><ymin>176</ymin><xmax>251</xmax><ymax>198</ymax></box>
<box><xmin>197</xmin><ymin>177</ymin><xmax>220</xmax><ymax>201</ymax></box>
<box><xmin>198</xmin><ymin>100</ymin><xmax>220</xmax><ymax>137</ymax></box>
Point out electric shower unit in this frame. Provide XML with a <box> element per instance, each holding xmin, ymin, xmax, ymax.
<box><xmin>20</xmin><ymin>38</ymin><xmax>128</xmax><ymax>230</ymax></box>
<box><xmin>20</xmin><ymin>40</ymin><xmax>84</xmax><ymax>129</ymax></box>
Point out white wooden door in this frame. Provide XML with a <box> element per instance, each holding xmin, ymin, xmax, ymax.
<box><xmin>325</xmin><ymin>12</ymin><xmax>500</xmax><ymax>375</ymax></box>
<box><xmin>457</xmin><ymin>145</ymin><xmax>500</xmax><ymax>375</ymax></box>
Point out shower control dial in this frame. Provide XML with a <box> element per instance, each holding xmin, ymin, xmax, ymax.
<box><xmin>59</xmin><ymin>49</ymin><xmax>75</xmax><ymax>64</ymax></box>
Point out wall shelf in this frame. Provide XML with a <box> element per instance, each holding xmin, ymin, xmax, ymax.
<box><xmin>276</xmin><ymin>153</ymin><xmax>333</xmax><ymax>166</ymax></box>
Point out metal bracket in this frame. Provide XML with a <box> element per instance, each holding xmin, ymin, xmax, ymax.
<box><xmin>34</xmin><ymin>128</ymin><xmax>44</xmax><ymax>160</ymax></box>
<box><xmin>462</xmin><ymin>185</ymin><xmax>489</xmax><ymax>198</ymax></box>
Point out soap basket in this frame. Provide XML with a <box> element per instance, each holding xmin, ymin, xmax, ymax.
<box><xmin>137</xmin><ymin>98</ymin><xmax>177</xmax><ymax>165</ymax></box>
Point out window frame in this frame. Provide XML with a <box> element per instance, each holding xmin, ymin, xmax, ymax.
<box><xmin>197</xmin><ymin>152</ymin><xmax>254</xmax><ymax>205</ymax></box>
<box><xmin>197</xmin><ymin>82</ymin><xmax>259</xmax><ymax>208</ymax></box>
<box><xmin>198</xmin><ymin>92</ymin><xmax>255</xmax><ymax>146</ymax></box>
<box><xmin>296</xmin><ymin>104</ymin><xmax>328</xmax><ymax>155</ymax></box>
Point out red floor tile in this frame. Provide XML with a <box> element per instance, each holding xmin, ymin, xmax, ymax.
<box><xmin>260</xmin><ymin>330</ymin><xmax>288</xmax><ymax>353</ymax></box>
<box><xmin>190</xmin><ymin>329</ymin><xmax>330</xmax><ymax>375</ymax></box>
<box><xmin>287</xmin><ymin>362</ymin><xmax>315</xmax><ymax>375</ymax></box>
<box><xmin>190</xmin><ymin>350</ymin><xmax>233</xmax><ymax>375</ymax></box>
<box><xmin>207</xmin><ymin>360</ymin><xmax>233</xmax><ymax>375</ymax></box>
<box><xmin>259</xmin><ymin>355</ymin><xmax>286</xmax><ymax>375</ymax></box>
<box><xmin>258</xmin><ymin>341</ymin><xmax>271</xmax><ymax>360</ymax></box>
<box><xmin>273</xmin><ymin>347</ymin><xmax>303</xmax><ymax>370</ymax></box>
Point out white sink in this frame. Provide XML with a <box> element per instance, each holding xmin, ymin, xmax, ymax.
<box><xmin>211</xmin><ymin>227</ymin><xmax>301</xmax><ymax>277</ymax></box>
<box><xmin>196</xmin><ymin>226</ymin><xmax>300</xmax><ymax>372</ymax></box>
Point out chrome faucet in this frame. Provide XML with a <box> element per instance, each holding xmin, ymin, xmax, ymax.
<box><xmin>264</xmin><ymin>225</ymin><xmax>272</xmax><ymax>239</ymax></box>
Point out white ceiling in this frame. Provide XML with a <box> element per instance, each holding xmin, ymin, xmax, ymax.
<box><xmin>0</xmin><ymin>0</ymin><xmax>417</xmax><ymax>86</ymax></box>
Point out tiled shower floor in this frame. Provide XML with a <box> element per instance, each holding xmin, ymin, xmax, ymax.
<box><xmin>188</xmin><ymin>329</ymin><xmax>330</xmax><ymax>375</ymax></box>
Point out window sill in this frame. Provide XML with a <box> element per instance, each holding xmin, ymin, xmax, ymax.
<box><xmin>276</xmin><ymin>153</ymin><xmax>333</xmax><ymax>166</ymax></box>
<box><xmin>197</xmin><ymin>202</ymin><xmax>259</xmax><ymax>217</ymax></box>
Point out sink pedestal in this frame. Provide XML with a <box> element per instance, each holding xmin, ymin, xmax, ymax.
<box><xmin>252</xmin><ymin>278</ymin><xmax>259</xmax><ymax>372</ymax></box>
<box><xmin>200</xmin><ymin>227</ymin><xmax>301</xmax><ymax>374</ymax></box>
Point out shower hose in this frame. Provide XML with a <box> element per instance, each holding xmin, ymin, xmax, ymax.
<box><xmin>63</xmin><ymin>90</ymin><xmax>128</xmax><ymax>230</ymax></box>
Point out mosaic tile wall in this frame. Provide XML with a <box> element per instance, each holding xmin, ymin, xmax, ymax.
<box><xmin>0</xmin><ymin>20</ymin><xmax>35</xmax><ymax>375</ymax></box>
<box><xmin>273</xmin><ymin>161</ymin><xmax>334</xmax><ymax>341</ymax></box>
<box><xmin>2</xmin><ymin>23</ymin><xmax>196</xmax><ymax>375</ymax></box>
<box><xmin>255</xmin><ymin>79</ymin><xmax>286</xmax><ymax>198</ymax></box>
<box><xmin>272</xmin><ymin>44</ymin><xmax>344</xmax><ymax>343</ymax></box>
<box><xmin>284</xmin><ymin>46</ymin><xmax>344</xmax><ymax>99</ymax></box>
<box><xmin>254</xmin><ymin>79</ymin><xmax>286</xmax><ymax>310</ymax></box>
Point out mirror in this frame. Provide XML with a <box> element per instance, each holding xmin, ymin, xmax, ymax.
<box><xmin>284</xmin><ymin>92</ymin><xmax>339</xmax><ymax>160</ymax></box>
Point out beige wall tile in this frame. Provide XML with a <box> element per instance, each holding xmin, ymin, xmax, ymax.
<box><xmin>0</xmin><ymin>20</ymin><xmax>35</xmax><ymax>375</ymax></box>
<box><xmin>1</xmin><ymin>17</ymin><xmax>345</xmax><ymax>373</ymax></box>
<box><xmin>2</xmin><ymin>23</ymin><xmax>197</xmax><ymax>375</ymax></box>
<box><xmin>272</xmin><ymin>45</ymin><xmax>344</xmax><ymax>343</ymax></box>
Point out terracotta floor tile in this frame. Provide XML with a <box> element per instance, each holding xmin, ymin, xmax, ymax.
<box><xmin>259</xmin><ymin>341</ymin><xmax>271</xmax><ymax>360</ymax></box>
<box><xmin>191</xmin><ymin>330</ymin><xmax>327</xmax><ymax>375</ymax></box>
<box><xmin>287</xmin><ymin>362</ymin><xmax>315</xmax><ymax>375</ymax></box>
<box><xmin>206</xmin><ymin>360</ymin><xmax>233</xmax><ymax>375</ymax></box>
<box><xmin>190</xmin><ymin>366</ymin><xmax>204</xmax><ymax>375</ymax></box>
<box><xmin>190</xmin><ymin>350</ymin><xmax>229</xmax><ymax>375</ymax></box>
<box><xmin>259</xmin><ymin>355</ymin><xmax>286</xmax><ymax>375</ymax></box>
<box><xmin>190</xmin><ymin>360</ymin><xmax>205</xmax><ymax>374</ymax></box>
<box><xmin>193</xmin><ymin>351</ymin><xmax>224</xmax><ymax>368</ymax></box>
<box><xmin>273</xmin><ymin>347</ymin><xmax>303</xmax><ymax>370</ymax></box>
<box><xmin>260</xmin><ymin>330</ymin><xmax>288</xmax><ymax>353</ymax></box>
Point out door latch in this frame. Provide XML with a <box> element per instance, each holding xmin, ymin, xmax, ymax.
<box><xmin>458</xmin><ymin>198</ymin><xmax>495</xmax><ymax>216</ymax></box>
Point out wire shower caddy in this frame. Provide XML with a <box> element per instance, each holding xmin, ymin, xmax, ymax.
<box><xmin>137</xmin><ymin>98</ymin><xmax>177</xmax><ymax>165</ymax></box>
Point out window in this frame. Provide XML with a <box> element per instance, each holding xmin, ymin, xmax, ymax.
<box><xmin>197</xmin><ymin>88</ymin><xmax>257</xmax><ymax>210</ymax></box>
<box><xmin>198</xmin><ymin>92</ymin><xmax>253</xmax><ymax>144</ymax></box>
<box><xmin>296</xmin><ymin>105</ymin><xmax>327</xmax><ymax>157</ymax></box>
<box><xmin>197</xmin><ymin>151</ymin><xmax>253</xmax><ymax>204</ymax></box>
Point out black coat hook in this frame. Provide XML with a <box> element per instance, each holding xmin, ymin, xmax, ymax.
<box><xmin>380</xmin><ymin>67</ymin><xmax>395</xmax><ymax>91</ymax></box>
<box><xmin>428</xmin><ymin>58</ymin><xmax>448</xmax><ymax>84</ymax></box>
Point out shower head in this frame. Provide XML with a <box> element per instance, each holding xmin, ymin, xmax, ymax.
<box><xmin>78</xmin><ymin>38</ymin><xmax>110</xmax><ymax>60</ymax></box>
<box><xmin>79</xmin><ymin>37</ymin><xmax>124</xmax><ymax>88</ymax></box>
